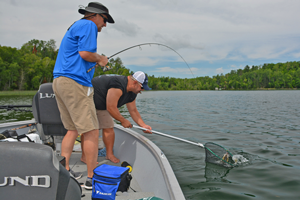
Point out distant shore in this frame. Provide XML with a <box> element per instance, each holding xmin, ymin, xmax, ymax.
<box><xmin>1</xmin><ymin>88</ymin><xmax>299</xmax><ymax>96</ymax></box>
<box><xmin>0</xmin><ymin>91</ymin><xmax>37</xmax><ymax>96</ymax></box>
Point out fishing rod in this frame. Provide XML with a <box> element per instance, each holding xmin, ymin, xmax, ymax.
<box><xmin>0</xmin><ymin>105</ymin><xmax>32</xmax><ymax>108</ymax></box>
<box><xmin>0</xmin><ymin>105</ymin><xmax>32</xmax><ymax>112</ymax></box>
<box><xmin>87</xmin><ymin>43</ymin><xmax>195</xmax><ymax>78</ymax></box>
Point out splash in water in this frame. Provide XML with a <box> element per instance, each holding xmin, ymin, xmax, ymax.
<box><xmin>232</xmin><ymin>155</ymin><xmax>249</xmax><ymax>165</ymax></box>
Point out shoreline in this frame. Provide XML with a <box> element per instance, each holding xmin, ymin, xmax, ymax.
<box><xmin>0</xmin><ymin>91</ymin><xmax>37</xmax><ymax>96</ymax></box>
<box><xmin>0</xmin><ymin>88</ymin><xmax>299</xmax><ymax>96</ymax></box>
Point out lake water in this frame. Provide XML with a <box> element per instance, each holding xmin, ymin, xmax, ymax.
<box><xmin>1</xmin><ymin>90</ymin><xmax>300</xmax><ymax>199</ymax></box>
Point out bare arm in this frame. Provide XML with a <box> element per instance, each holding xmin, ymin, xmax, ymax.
<box><xmin>79</xmin><ymin>51</ymin><xmax>108</xmax><ymax>66</ymax></box>
<box><xmin>127</xmin><ymin>100</ymin><xmax>152</xmax><ymax>133</ymax></box>
<box><xmin>106</xmin><ymin>88</ymin><xmax>132</xmax><ymax>128</ymax></box>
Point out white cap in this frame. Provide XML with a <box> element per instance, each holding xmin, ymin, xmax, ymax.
<box><xmin>132</xmin><ymin>71</ymin><xmax>150</xmax><ymax>90</ymax></box>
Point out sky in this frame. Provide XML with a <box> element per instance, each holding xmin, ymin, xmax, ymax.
<box><xmin>1</xmin><ymin>0</ymin><xmax>300</xmax><ymax>78</ymax></box>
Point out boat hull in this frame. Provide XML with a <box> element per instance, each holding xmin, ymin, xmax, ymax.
<box><xmin>0</xmin><ymin>120</ymin><xmax>185</xmax><ymax>200</ymax></box>
<box><xmin>114</xmin><ymin>124</ymin><xmax>185</xmax><ymax>199</ymax></box>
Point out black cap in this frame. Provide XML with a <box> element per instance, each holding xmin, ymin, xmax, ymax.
<box><xmin>78</xmin><ymin>2</ymin><xmax>114</xmax><ymax>23</ymax></box>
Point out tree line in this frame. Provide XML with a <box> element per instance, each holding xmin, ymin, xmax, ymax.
<box><xmin>1</xmin><ymin>39</ymin><xmax>300</xmax><ymax>91</ymax></box>
<box><xmin>147</xmin><ymin>61</ymin><xmax>300</xmax><ymax>90</ymax></box>
<box><xmin>0</xmin><ymin>39</ymin><xmax>137</xmax><ymax>91</ymax></box>
<box><xmin>0</xmin><ymin>39</ymin><xmax>57</xmax><ymax>90</ymax></box>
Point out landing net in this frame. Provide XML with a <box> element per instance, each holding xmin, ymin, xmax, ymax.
<box><xmin>204</xmin><ymin>142</ymin><xmax>235</xmax><ymax>168</ymax></box>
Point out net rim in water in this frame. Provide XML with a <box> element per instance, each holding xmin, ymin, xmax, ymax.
<box><xmin>204</xmin><ymin>142</ymin><xmax>234</xmax><ymax>167</ymax></box>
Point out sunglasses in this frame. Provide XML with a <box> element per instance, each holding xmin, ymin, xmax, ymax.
<box><xmin>132</xmin><ymin>76</ymin><xmax>144</xmax><ymax>89</ymax></box>
<box><xmin>99</xmin><ymin>14</ymin><xmax>108</xmax><ymax>23</ymax></box>
<box><xmin>138</xmin><ymin>82</ymin><xmax>144</xmax><ymax>90</ymax></box>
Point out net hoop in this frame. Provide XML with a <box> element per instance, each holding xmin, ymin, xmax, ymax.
<box><xmin>204</xmin><ymin>142</ymin><xmax>234</xmax><ymax>167</ymax></box>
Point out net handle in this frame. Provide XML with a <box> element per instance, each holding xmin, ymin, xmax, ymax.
<box><xmin>132</xmin><ymin>125</ymin><xmax>204</xmax><ymax>148</ymax></box>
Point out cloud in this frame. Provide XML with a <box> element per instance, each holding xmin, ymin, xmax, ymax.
<box><xmin>110</xmin><ymin>18</ymin><xmax>140</xmax><ymax>37</ymax></box>
<box><xmin>216</xmin><ymin>67</ymin><xmax>224</xmax><ymax>74</ymax></box>
<box><xmin>230</xmin><ymin>65</ymin><xmax>243</xmax><ymax>70</ymax></box>
<box><xmin>124</xmin><ymin>57</ymin><xmax>160</xmax><ymax>67</ymax></box>
<box><xmin>9</xmin><ymin>0</ymin><xmax>17</xmax><ymax>6</ymax></box>
<box><xmin>153</xmin><ymin>33</ymin><xmax>204</xmax><ymax>51</ymax></box>
<box><xmin>151</xmin><ymin>66</ymin><xmax>198</xmax><ymax>74</ymax></box>
<box><xmin>1</xmin><ymin>0</ymin><xmax>300</xmax><ymax>78</ymax></box>
<box><xmin>292</xmin><ymin>52</ymin><xmax>300</xmax><ymax>58</ymax></box>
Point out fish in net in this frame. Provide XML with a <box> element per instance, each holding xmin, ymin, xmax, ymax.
<box><xmin>205</xmin><ymin>142</ymin><xmax>249</xmax><ymax>167</ymax></box>
<box><xmin>205</xmin><ymin>142</ymin><xmax>235</xmax><ymax>168</ymax></box>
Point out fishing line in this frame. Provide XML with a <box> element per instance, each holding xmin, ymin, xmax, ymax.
<box><xmin>87</xmin><ymin>43</ymin><xmax>195</xmax><ymax>78</ymax></box>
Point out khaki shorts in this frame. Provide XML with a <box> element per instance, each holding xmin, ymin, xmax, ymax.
<box><xmin>96</xmin><ymin>110</ymin><xmax>114</xmax><ymax>129</ymax></box>
<box><xmin>53</xmin><ymin>77</ymin><xmax>99</xmax><ymax>135</ymax></box>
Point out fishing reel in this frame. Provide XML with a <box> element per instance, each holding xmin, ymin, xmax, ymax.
<box><xmin>101</xmin><ymin>65</ymin><xmax>111</xmax><ymax>72</ymax></box>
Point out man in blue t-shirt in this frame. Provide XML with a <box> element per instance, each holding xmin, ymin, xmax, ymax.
<box><xmin>52</xmin><ymin>2</ymin><xmax>114</xmax><ymax>190</ymax></box>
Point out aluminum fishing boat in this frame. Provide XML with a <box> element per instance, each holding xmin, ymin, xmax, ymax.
<box><xmin>0</xmin><ymin>121</ymin><xmax>185</xmax><ymax>200</ymax></box>
<box><xmin>0</xmin><ymin>83</ymin><xmax>185</xmax><ymax>200</ymax></box>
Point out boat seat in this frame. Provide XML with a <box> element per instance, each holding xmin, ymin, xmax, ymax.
<box><xmin>32</xmin><ymin>83</ymin><xmax>67</xmax><ymax>136</ymax></box>
<box><xmin>0</xmin><ymin>142</ymin><xmax>82</xmax><ymax>200</ymax></box>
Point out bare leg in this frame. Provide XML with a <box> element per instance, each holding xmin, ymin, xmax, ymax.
<box><xmin>102</xmin><ymin>128</ymin><xmax>120</xmax><ymax>163</ymax></box>
<box><xmin>80</xmin><ymin>134</ymin><xmax>98</xmax><ymax>164</ymax></box>
<box><xmin>81</xmin><ymin>134</ymin><xmax>85</xmax><ymax>163</ymax></box>
<box><xmin>61</xmin><ymin>130</ymin><xmax>78</xmax><ymax>171</ymax></box>
<box><xmin>82</xmin><ymin>129</ymin><xmax>99</xmax><ymax>178</ymax></box>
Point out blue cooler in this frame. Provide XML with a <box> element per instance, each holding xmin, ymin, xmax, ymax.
<box><xmin>92</xmin><ymin>164</ymin><xmax>129</xmax><ymax>200</ymax></box>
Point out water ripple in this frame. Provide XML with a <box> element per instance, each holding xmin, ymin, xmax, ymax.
<box><xmin>2</xmin><ymin>90</ymin><xmax>300</xmax><ymax>199</ymax></box>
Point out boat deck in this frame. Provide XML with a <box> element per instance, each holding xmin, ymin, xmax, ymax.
<box><xmin>70</xmin><ymin>149</ymin><xmax>156</xmax><ymax>200</ymax></box>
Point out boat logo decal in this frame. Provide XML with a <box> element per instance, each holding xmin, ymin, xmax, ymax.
<box><xmin>96</xmin><ymin>190</ymin><xmax>112</xmax><ymax>196</ymax></box>
<box><xmin>40</xmin><ymin>93</ymin><xmax>55</xmax><ymax>99</ymax></box>
<box><xmin>0</xmin><ymin>175</ymin><xmax>51</xmax><ymax>188</ymax></box>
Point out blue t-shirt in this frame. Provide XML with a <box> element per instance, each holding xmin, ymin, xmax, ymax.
<box><xmin>53</xmin><ymin>19</ymin><xmax>98</xmax><ymax>87</ymax></box>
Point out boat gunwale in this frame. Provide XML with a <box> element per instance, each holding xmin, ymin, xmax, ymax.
<box><xmin>0</xmin><ymin>119</ymin><xmax>36</xmax><ymax>129</ymax></box>
<box><xmin>114</xmin><ymin>123</ymin><xmax>185</xmax><ymax>200</ymax></box>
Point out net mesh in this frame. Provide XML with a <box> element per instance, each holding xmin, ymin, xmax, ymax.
<box><xmin>204</xmin><ymin>142</ymin><xmax>234</xmax><ymax>168</ymax></box>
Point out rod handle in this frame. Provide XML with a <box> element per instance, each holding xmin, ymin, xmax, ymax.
<box><xmin>86</xmin><ymin>56</ymin><xmax>110</xmax><ymax>73</ymax></box>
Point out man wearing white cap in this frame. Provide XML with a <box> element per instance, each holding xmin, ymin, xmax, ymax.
<box><xmin>81</xmin><ymin>71</ymin><xmax>152</xmax><ymax>164</ymax></box>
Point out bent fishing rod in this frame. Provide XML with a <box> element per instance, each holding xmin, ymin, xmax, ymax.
<box><xmin>87</xmin><ymin>43</ymin><xmax>195</xmax><ymax>78</ymax></box>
